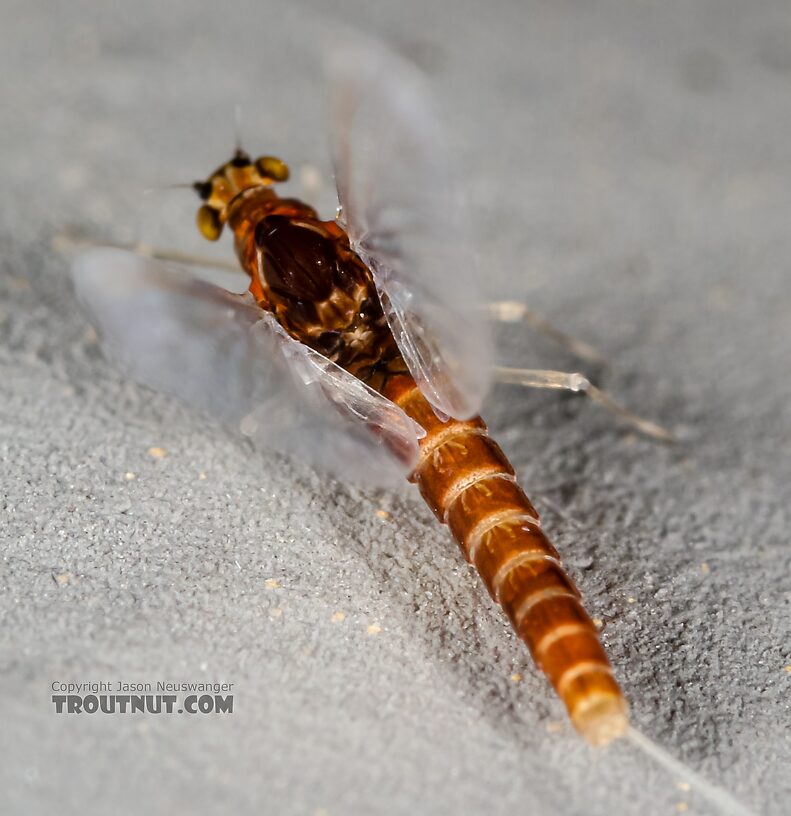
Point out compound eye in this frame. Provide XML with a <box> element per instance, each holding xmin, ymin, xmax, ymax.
<box><xmin>196</xmin><ymin>205</ymin><xmax>223</xmax><ymax>241</ymax></box>
<box><xmin>255</xmin><ymin>156</ymin><xmax>290</xmax><ymax>182</ymax></box>
<box><xmin>230</xmin><ymin>149</ymin><xmax>252</xmax><ymax>168</ymax></box>
<box><xmin>193</xmin><ymin>180</ymin><xmax>213</xmax><ymax>200</ymax></box>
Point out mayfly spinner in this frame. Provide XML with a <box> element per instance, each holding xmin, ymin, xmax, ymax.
<box><xmin>71</xmin><ymin>45</ymin><xmax>671</xmax><ymax>745</ymax></box>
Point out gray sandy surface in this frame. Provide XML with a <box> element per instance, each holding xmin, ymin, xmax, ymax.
<box><xmin>1</xmin><ymin>1</ymin><xmax>790</xmax><ymax>814</ymax></box>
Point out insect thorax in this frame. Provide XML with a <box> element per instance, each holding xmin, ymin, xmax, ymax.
<box><xmin>228</xmin><ymin>190</ymin><xmax>405</xmax><ymax>386</ymax></box>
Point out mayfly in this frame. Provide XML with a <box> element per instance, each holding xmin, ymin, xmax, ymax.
<box><xmin>71</xmin><ymin>45</ymin><xmax>670</xmax><ymax>745</ymax></box>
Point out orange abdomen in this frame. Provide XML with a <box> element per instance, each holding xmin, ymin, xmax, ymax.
<box><xmin>383</xmin><ymin>375</ymin><xmax>629</xmax><ymax>745</ymax></box>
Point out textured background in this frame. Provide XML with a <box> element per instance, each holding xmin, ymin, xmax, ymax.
<box><xmin>1</xmin><ymin>1</ymin><xmax>789</xmax><ymax>814</ymax></box>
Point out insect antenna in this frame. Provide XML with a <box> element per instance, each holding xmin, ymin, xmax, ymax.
<box><xmin>233</xmin><ymin>103</ymin><xmax>244</xmax><ymax>155</ymax></box>
<box><xmin>141</xmin><ymin>182</ymin><xmax>202</xmax><ymax>196</ymax></box>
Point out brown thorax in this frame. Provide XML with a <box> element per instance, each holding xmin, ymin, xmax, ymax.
<box><xmin>192</xmin><ymin>150</ymin><xmax>406</xmax><ymax>387</ymax></box>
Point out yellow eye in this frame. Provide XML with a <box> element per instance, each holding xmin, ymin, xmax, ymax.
<box><xmin>255</xmin><ymin>156</ymin><xmax>290</xmax><ymax>182</ymax></box>
<box><xmin>196</xmin><ymin>205</ymin><xmax>223</xmax><ymax>241</ymax></box>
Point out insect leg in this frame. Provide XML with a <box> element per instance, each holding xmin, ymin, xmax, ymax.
<box><xmin>494</xmin><ymin>366</ymin><xmax>676</xmax><ymax>443</ymax></box>
<box><xmin>53</xmin><ymin>233</ymin><xmax>241</xmax><ymax>273</ymax></box>
<box><xmin>486</xmin><ymin>301</ymin><xmax>609</xmax><ymax>368</ymax></box>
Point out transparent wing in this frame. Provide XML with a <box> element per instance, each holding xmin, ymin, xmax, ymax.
<box><xmin>71</xmin><ymin>248</ymin><xmax>423</xmax><ymax>486</ymax></box>
<box><xmin>327</xmin><ymin>42</ymin><xmax>492</xmax><ymax>420</ymax></box>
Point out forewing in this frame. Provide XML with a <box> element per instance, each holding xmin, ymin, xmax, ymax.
<box><xmin>71</xmin><ymin>248</ymin><xmax>422</xmax><ymax>485</ymax></box>
<box><xmin>327</xmin><ymin>43</ymin><xmax>492</xmax><ymax>419</ymax></box>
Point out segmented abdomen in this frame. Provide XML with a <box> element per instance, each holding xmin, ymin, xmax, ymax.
<box><xmin>383</xmin><ymin>375</ymin><xmax>628</xmax><ymax>745</ymax></box>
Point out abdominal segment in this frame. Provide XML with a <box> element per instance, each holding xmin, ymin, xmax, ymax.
<box><xmin>383</xmin><ymin>373</ymin><xmax>628</xmax><ymax>745</ymax></box>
